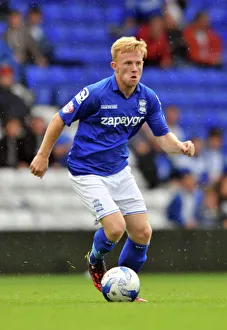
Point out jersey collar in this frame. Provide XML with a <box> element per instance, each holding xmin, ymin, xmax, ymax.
<box><xmin>111</xmin><ymin>74</ymin><xmax>141</xmax><ymax>94</ymax></box>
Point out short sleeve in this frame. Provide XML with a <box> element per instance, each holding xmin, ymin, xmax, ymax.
<box><xmin>146</xmin><ymin>91</ymin><xmax>169</xmax><ymax>137</ymax></box>
<box><xmin>59</xmin><ymin>86</ymin><xmax>100</xmax><ymax>126</ymax></box>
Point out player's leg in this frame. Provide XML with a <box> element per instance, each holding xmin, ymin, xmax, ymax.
<box><xmin>119</xmin><ymin>212</ymin><xmax>152</xmax><ymax>273</ymax></box>
<box><xmin>111</xmin><ymin>166</ymin><xmax>151</xmax><ymax>302</ymax></box>
<box><xmin>89</xmin><ymin>211</ymin><xmax>126</xmax><ymax>265</ymax></box>
<box><xmin>69</xmin><ymin>172</ymin><xmax>126</xmax><ymax>291</ymax></box>
<box><xmin>120</xmin><ymin>214</ymin><xmax>151</xmax><ymax>302</ymax></box>
<box><xmin>112</xmin><ymin>166</ymin><xmax>151</xmax><ymax>273</ymax></box>
<box><xmin>87</xmin><ymin>211</ymin><xmax>126</xmax><ymax>291</ymax></box>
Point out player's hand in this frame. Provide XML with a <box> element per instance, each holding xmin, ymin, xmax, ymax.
<box><xmin>180</xmin><ymin>140</ymin><xmax>195</xmax><ymax>157</ymax></box>
<box><xmin>30</xmin><ymin>154</ymin><xmax>49</xmax><ymax>179</ymax></box>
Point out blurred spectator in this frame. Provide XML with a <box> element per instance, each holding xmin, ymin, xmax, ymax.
<box><xmin>154</xmin><ymin>147</ymin><xmax>174</xmax><ymax>184</ymax></box>
<box><xmin>109</xmin><ymin>16</ymin><xmax>138</xmax><ymax>39</ymax></box>
<box><xmin>217</xmin><ymin>175</ymin><xmax>227</xmax><ymax>229</ymax></box>
<box><xmin>52</xmin><ymin>133</ymin><xmax>72</xmax><ymax>167</ymax></box>
<box><xmin>165</xmin><ymin>105</ymin><xmax>185</xmax><ymax>141</ymax></box>
<box><xmin>0</xmin><ymin>65</ymin><xmax>30</xmax><ymax>127</ymax></box>
<box><xmin>203</xmin><ymin>127</ymin><xmax>225</xmax><ymax>183</ymax></box>
<box><xmin>23</xmin><ymin>116</ymin><xmax>47</xmax><ymax>161</ymax></box>
<box><xmin>166</xmin><ymin>169</ymin><xmax>203</xmax><ymax>229</ymax></box>
<box><xmin>129</xmin><ymin>125</ymin><xmax>159</xmax><ymax>189</ymax></box>
<box><xmin>163</xmin><ymin>10</ymin><xmax>188</xmax><ymax>66</ymax></box>
<box><xmin>3</xmin><ymin>9</ymin><xmax>47</xmax><ymax>66</ymax></box>
<box><xmin>0</xmin><ymin>118</ymin><xmax>28</xmax><ymax>168</ymax></box>
<box><xmin>22</xmin><ymin>116</ymin><xmax>55</xmax><ymax>165</ymax></box>
<box><xmin>130</xmin><ymin>122</ymin><xmax>175</xmax><ymax>187</ymax></box>
<box><xmin>26</xmin><ymin>7</ymin><xmax>53</xmax><ymax>61</ymax></box>
<box><xmin>172</xmin><ymin>136</ymin><xmax>208</xmax><ymax>185</ymax></box>
<box><xmin>197</xmin><ymin>185</ymin><xmax>219</xmax><ymax>228</ymax></box>
<box><xmin>0</xmin><ymin>39</ymin><xmax>21</xmax><ymax>80</ymax></box>
<box><xmin>137</xmin><ymin>15</ymin><xmax>172</xmax><ymax>68</ymax></box>
<box><xmin>0</xmin><ymin>64</ymin><xmax>34</xmax><ymax>107</ymax></box>
<box><xmin>183</xmin><ymin>11</ymin><xmax>223</xmax><ymax>68</ymax></box>
<box><xmin>164</xmin><ymin>0</ymin><xmax>186</xmax><ymax>27</ymax></box>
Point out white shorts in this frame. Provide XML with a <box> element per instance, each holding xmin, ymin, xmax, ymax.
<box><xmin>69</xmin><ymin>166</ymin><xmax>147</xmax><ymax>224</ymax></box>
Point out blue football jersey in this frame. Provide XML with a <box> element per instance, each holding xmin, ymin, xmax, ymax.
<box><xmin>59</xmin><ymin>74</ymin><xmax>169</xmax><ymax>176</ymax></box>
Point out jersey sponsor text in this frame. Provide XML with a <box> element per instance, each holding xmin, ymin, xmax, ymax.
<box><xmin>101</xmin><ymin>116</ymin><xmax>145</xmax><ymax>127</ymax></box>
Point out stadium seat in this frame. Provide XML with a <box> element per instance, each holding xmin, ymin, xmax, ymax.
<box><xmin>85</xmin><ymin>46</ymin><xmax>111</xmax><ymax>63</ymax></box>
<box><xmin>89</xmin><ymin>26</ymin><xmax>108</xmax><ymax>42</ymax></box>
<box><xmin>55</xmin><ymin>84</ymin><xmax>85</xmax><ymax>106</ymax></box>
<box><xmin>25</xmin><ymin>65</ymin><xmax>51</xmax><ymax>88</ymax></box>
<box><xmin>84</xmin><ymin>66</ymin><xmax>113</xmax><ymax>84</ymax></box>
<box><xmin>209</xmin><ymin>7</ymin><xmax>227</xmax><ymax>26</ymax></box>
<box><xmin>0</xmin><ymin>21</ymin><xmax>6</xmax><ymax>35</ymax></box>
<box><xmin>44</xmin><ymin>26</ymin><xmax>72</xmax><ymax>44</ymax></box>
<box><xmin>42</xmin><ymin>4</ymin><xmax>64</xmax><ymax>22</ymax></box>
<box><xmin>54</xmin><ymin>46</ymin><xmax>90</xmax><ymax>63</ymax></box>
<box><xmin>25</xmin><ymin>65</ymin><xmax>78</xmax><ymax>87</ymax></box>
<box><xmin>63</xmin><ymin>67</ymin><xmax>89</xmax><ymax>84</ymax></box>
<box><xmin>33</xmin><ymin>87</ymin><xmax>53</xmax><ymax>105</ymax></box>
<box><xmin>80</xmin><ymin>6</ymin><xmax>104</xmax><ymax>23</ymax></box>
<box><xmin>105</xmin><ymin>6</ymin><xmax>125</xmax><ymax>23</ymax></box>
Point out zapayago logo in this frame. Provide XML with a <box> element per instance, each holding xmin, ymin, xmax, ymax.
<box><xmin>101</xmin><ymin>116</ymin><xmax>145</xmax><ymax>127</ymax></box>
<box><xmin>75</xmin><ymin>87</ymin><xmax>89</xmax><ymax>104</ymax></box>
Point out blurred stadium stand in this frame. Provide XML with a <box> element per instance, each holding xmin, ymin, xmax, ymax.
<box><xmin>0</xmin><ymin>167</ymin><xmax>171</xmax><ymax>230</ymax></box>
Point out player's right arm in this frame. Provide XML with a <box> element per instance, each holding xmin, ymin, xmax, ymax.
<box><xmin>30</xmin><ymin>85</ymin><xmax>99</xmax><ymax>178</ymax></box>
<box><xmin>30</xmin><ymin>113</ymin><xmax>65</xmax><ymax>178</ymax></box>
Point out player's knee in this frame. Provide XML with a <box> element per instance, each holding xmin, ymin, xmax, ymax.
<box><xmin>106</xmin><ymin>222</ymin><xmax>126</xmax><ymax>242</ymax></box>
<box><xmin>141</xmin><ymin>225</ymin><xmax>152</xmax><ymax>242</ymax></box>
<box><xmin>134</xmin><ymin>225</ymin><xmax>152</xmax><ymax>244</ymax></box>
<box><xmin>146</xmin><ymin>225</ymin><xmax>152</xmax><ymax>241</ymax></box>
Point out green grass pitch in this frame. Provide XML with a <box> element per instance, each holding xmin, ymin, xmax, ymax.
<box><xmin>0</xmin><ymin>274</ymin><xmax>227</xmax><ymax>330</ymax></box>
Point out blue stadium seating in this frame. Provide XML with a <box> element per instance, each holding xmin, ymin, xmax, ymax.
<box><xmin>105</xmin><ymin>6</ymin><xmax>125</xmax><ymax>23</ymax></box>
<box><xmin>42</xmin><ymin>4</ymin><xmax>65</xmax><ymax>22</ymax></box>
<box><xmin>44</xmin><ymin>26</ymin><xmax>72</xmax><ymax>44</ymax></box>
<box><xmin>25</xmin><ymin>65</ymin><xmax>51</xmax><ymax>88</ymax></box>
<box><xmin>0</xmin><ymin>21</ymin><xmax>6</xmax><ymax>35</ymax></box>
<box><xmin>25</xmin><ymin>65</ymin><xmax>88</xmax><ymax>87</ymax></box>
<box><xmin>54</xmin><ymin>46</ymin><xmax>89</xmax><ymax>63</ymax></box>
<box><xmin>209</xmin><ymin>7</ymin><xmax>227</xmax><ymax>27</ymax></box>
<box><xmin>32</xmin><ymin>86</ymin><xmax>53</xmax><ymax>105</ymax></box>
<box><xmin>10</xmin><ymin>0</ymin><xmax>226</xmax><ymax>147</ymax></box>
<box><xmin>55</xmin><ymin>84</ymin><xmax>84</xmax><ymax>106</ymax></box>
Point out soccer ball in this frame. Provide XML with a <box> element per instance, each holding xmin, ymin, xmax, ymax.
<box><xmin>101</xmin><ymin>266</ymin><xmax>140</xmax><ymax>302</ymax></box>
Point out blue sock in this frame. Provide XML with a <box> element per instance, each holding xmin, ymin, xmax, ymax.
<box><xmin>118</xmin><ymin>237</ymin><xmax>149</xmax><ymax>273</ymax></box>
<box><xmin>89</xmin><ymin>228</ymin><xmax>116</xmax><ymax>264</ymax></box>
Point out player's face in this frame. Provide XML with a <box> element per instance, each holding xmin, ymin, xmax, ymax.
<box><xmin>111</xmin><ymin>51</ymin><xmax>144</xmax><ymax>89</ymax></box>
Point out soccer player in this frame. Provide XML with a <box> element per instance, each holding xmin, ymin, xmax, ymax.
<box><xmin>30</xmin><ymin>37</ymin><xmax>195</xmax><ymax>302</ymax></box>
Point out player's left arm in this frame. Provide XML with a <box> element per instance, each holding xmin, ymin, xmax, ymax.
<box><xmin>156</xmin><ymin>132</ymin><xmax>195</xmax><ymax>157</ymax></box>
<box><xmin>145</xmin><ymin>91</ymin><xmax>195</xmax><ymax>157</ymax></box>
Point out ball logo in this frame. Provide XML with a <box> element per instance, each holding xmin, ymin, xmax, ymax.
<box><xmin>138</xmin><ymin>99</ymin><xmax>147</xmax><ymax>115</ymax></box>
<box><xmin>62</xmin><ymin>100</ymin><xmax>74</xmax><ymax>114</ymax></box>
<box><xmin>75</xmin><ymin>87</ymin><xmax>89</xmax><ymax>104</ymax></box>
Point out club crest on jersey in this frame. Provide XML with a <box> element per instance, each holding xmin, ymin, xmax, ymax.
<box><xmin>138</xmin><ymin>99</ymin><xmax>147</xmax><ymax>115</ymax></box>
<box><xmin>62</xmin><ymin>100</ymin><xmax>74</xmax><ymax>114</ymax></box>
<box><xmin>75</xmin><ymin>87</ymin><xmax>89</xmax><ymax>105</ymax></box>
